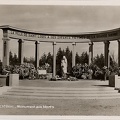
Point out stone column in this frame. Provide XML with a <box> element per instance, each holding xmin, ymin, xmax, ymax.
<box><xmin>35</xmin><ymin>41</ymin><xmax>40</xmax><ymax>69</ymax></box>
<box><xmin>108</xmin><ymin>53</ymin><xmax>110</xmax><ymax>69</ymax></box>
<box><xmin>72</xmin><ymin>42</ymin><xmax>76</xmax><ymax>67</ymax></box>
<box><xmin>118</xmin><ymin>40</ymin><xmax>120</xmax><ymax>67</ymax></box>
<box><xmin>18</xmin><ymin>39</ymin><xmax>24</xmax><ymax>64</ymax></box>
<box><xmin>89</xmin><ymin>42</ymin><xmax>93</xmax><ymax>66</ymax></box>
<box><xmin>53</xmin><ymin>42</ymin><xmax>56</xmax><ymax>77</ymax></box>
<box><xmin>2</xmin><ymin>38</ymin><xmax>10</xmax><ymax>66</ymax></box>
<box><xmin>104</xmin><ymin>41</ymin><xmax>110</xmax><ymax>67</ymax></box>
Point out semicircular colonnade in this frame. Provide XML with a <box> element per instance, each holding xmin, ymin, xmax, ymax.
<box><xmin>0</xmin><ymin>25</ymin><xmax>120</xmax><ymax>77</ymax></box>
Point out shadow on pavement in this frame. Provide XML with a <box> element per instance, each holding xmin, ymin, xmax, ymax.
<box><xmin>93</xmin><ymin>85</ymin><xmax>111</xmax><ymax>87</ymax></box>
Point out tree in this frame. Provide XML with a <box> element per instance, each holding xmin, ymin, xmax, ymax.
<box><xmin>9</xmin><ymin>51</ymin><xmax>19</xmax><ymax>65</ymax></box>
<box><xmin>79</xmin><ymin>52</ymin><xmax>89</xmax><ymax>64</ymax></box>
<box><xmin>109</xmin><ymin>52</ymin><xmax>118</xmax><ymax>72</ymax></box>
<box><xmin>46</xmin><ymin>52</ymin><xmax>53</xmax><ymax>66</ymax></box>
<box><xmin>76</xmin><ymin>52</ymin><xmax>80</xmax><ymax>64</ymax></box>
<box><xmin>110</xmin><ymin>52</ymin><xmax>118</xmax><ymax>67</ymax></box>
<box><xmin>23</xmin><ymin>57</ymin><xmax>35</xmax><ymax>65</ymax></box>
<box><xmin>39</xmin><ymin>53</ymin><xmax>47</xmax><ymax>66</ymax></box>
<box><xmin>29</xmin><ymin>57</ymin><xmax>35</xmax><ymax>65</ymax></box>
<box><xmin>46</xmin><ymin>52</ymin><xmax>53</xmax><ymax>72</ymax></box>
<box><xmin>56</xmin><ymin>47</ymin><xmax>64</xmax><ymax>76</ymax></box>
<box><xmin>93</xmin><ymin>54</ymin><xmax>104</xmax><ymax>69</ymax></box>
<box><xmin>23</xmin><ymin>57</ymin><xmax>28</xmax><ymax>63</ymax></box>
<box><xmin>9</xmin><ymin>51</ymin><xmax>13</xmax><ymax>65</ymax></box>
<box><xmin>13</xmin><ymin>53</ymin><xmax>18</xmax><ymax>64</ymax></box>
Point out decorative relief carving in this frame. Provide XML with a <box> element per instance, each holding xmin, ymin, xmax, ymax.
<box><xmin>6</xmin><ymin>29</ymin><xmax>120</xmax><ymax>41</ymax></box>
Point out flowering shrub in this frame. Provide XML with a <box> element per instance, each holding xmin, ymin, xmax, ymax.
<box><xmin>1</xmin><ymin>62</ymin><xmax>120</xmax><ymax>80</ymax></box>
<box><xmin>72</xmin><ymin>63</ymin><xmax>93</xmax><ymax>79</ymax></box>
<box><xmin>72</xmin><ymin>63</ymin><xmax>116</xmax><ymax>80</ymax></box>
<box><xmin>1</xmin><ymin>63</ymin><xmax>49</xmax><ymax>80</ymax></box>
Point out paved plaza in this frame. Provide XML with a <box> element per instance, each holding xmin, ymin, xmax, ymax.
<box><xmin>0</xmin><ymin>79</ymin><xmax>120</xmax><ymax>115</ymax></box>
<box><xmin>19</xmin><ymin>79</ymin><xmax>109</xmax><ymax>88</ymax></box>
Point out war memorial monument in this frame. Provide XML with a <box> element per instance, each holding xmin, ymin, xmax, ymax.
<box><xmin>0</xmin><ymin>6</ymin><xmax>120</xmax><ymax>117</ymax></box>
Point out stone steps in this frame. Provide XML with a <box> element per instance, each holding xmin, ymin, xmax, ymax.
<box><xmin>7</xmin><ymin>89</ymin><xmax>118</xmax><ymax>94</ymax></box>
<box><xmin>11</xmin><ymin>86</ymin><xmax>115</xmax><ymax>91</ymax></box>
<box><xmin>1</xmin><ymin>86</ymin><xmax>120</xmax><ymax>99</ymax></box>
<box><xmin>3</xmin><ymin>92</ymin><xmax>120</xmax><ymax>97</ymax></box>
<box><xmin>2</xmin><ymin>94</ymin><xmax>120</xmax><ymax>100</ymax></box>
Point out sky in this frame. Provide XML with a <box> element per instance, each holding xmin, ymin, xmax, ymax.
<box><xmin>0</xmin><ymin>5</ymin><xmax>120</xmax><ymax>61</ymax></box>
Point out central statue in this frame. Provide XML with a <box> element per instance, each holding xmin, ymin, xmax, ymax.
<box><xmin>61</xmin><ymin>56</ymin><xmax>67</xmax><ymax>78</ymax></box>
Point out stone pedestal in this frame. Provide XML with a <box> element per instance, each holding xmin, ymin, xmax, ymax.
<box><xmin>9</xmin><ymin>74</ymin><xmax>19</xmax><ymax>86</ymax></box>
<box><xmin>109</xmin><ymin>75</ymin><xmax>120</xmax><ymax>89</ymax></box>
<box><xmin>115</xmin><ymin>75</ymin><xmax>120</xmax><ymax>89</ymax></box>
<box><xmin>109</xmin><ymin>75</ymin><xmax>116</xmax><ymax>87</ymax></box>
